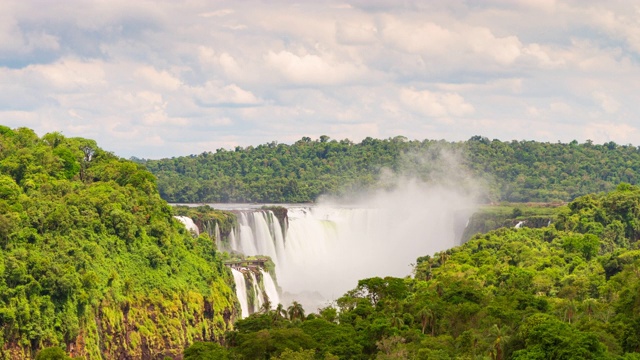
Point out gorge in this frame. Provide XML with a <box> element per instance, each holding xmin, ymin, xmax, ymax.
<box><xmin>179</xmin><ymin>181</ymin><xmax>477</xmax><ymax>313</ymax></box>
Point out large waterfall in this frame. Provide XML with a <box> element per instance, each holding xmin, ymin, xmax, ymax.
<box><xmin>179</xmin><ymin>182</ymin><xmax>475</xmax><ymax>313</ymax></box>
<box><xmin>217</xmin><ymin>182</ymin><xmax>475</xmax><ymax>310</ymax></box>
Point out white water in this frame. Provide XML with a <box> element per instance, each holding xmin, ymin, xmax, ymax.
<box><xmin>249</xmin><ymin>271</ymin><xmax>264</xmax><ymax>313</ymax></box>
<box><xmin>261</xmin><ymin>270</ymin><xmax>280</xmax><ymax>309</ymax></box>
<box><xmin>223</xmin><ymin>181</ymin><xmax>475</xmax><ymax>310</ymax></box>
<box><xmin>214</xmin><ymin>222</ymin><xmax>222</xmax><ymax>250</ymax></box>
<box><xmin>515</xmin><ymin>221</ymin><xmax>525</xmax><ymax>228</ymax></box>
<box><xmin>174</xmin><ymin>216</ymin><xmax>200</xmax><ymax>235</ymax></box>
<box><xmin>231</xmin><ymin>269</ymin><xmax>249</xmax><ymax>319</ymax></box>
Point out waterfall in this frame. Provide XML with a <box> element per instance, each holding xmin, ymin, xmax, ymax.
<box><xmin>231</xmin><ymin>211</ymin><xmax>286</xmax><ymax>269</ymax></box>
<box><xmin>229</xmin><ymin>228</ymin><xmax>238</xmax><ymax>253</ymax></box>
<box><xmin>220</xmin><ymin>182</ymin><xmax>475</xmax><ymax>311</ymax></box>
<box><xmin>515</xmin><ymin>221</ymin><xmax>525</xmax><ymax>228</ymax></box>
<box><xmin>231</xmin><ymin>269</ymin><xmax>249</xmax><ymax>319</ymax></box>
<box><xmin>249</xmin><ymin>271</ymin><xmax>264</xmax><ymax>313</ymax></box>
<box><xmin>261</xmin><ymin>270</ymin><xmax>280</xmax><ymax>309</ymax></box>
<box><xmin>174</xmin><ymin>216</ymin><xmax>199</xmax><ymax>235</ymax></box>
<box><xmin>214</xmin><ymin>222</ymin><xmax>222</xmax><ymax>250</ymax></box>
<box><xmin>228</xmin><ymin>204</ymin><xmax>469</xmax><ymax>308</ymax></box>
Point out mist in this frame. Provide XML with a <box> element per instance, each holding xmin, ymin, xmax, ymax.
<box><xmin>276</xmin><ymin>148</ymin><xmax>481</xmax><ymax>308</ymax></box>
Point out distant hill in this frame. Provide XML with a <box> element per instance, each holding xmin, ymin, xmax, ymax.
<box><xmin>137</xmin><ymin>136</ymin><xmax>640</xmax><ymax>203</ymax></box>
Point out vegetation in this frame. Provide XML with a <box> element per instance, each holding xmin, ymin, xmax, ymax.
<box><xmin>460</xmin><ymin>203</ymin><xmax>560</xmax><ymax>243</ymax></box>
<box><xmin>137</xmin><ymin>136</ymin><xmax>640</xmax><ymax>204</ymax></box>
<box><xmin>173</xmin><ymin>205</ymin><xmax>238</xmax><ymax>244</ymax></box>
<box><xmin>186</xmin><ymin>184</ymin><xmax>640</xmax><ymax>359</ymax></box>
<box><xmin>5</xmin><ymin>125</ymin><xmax>640</xmax><ymax>359</ymax></box>
<box><xmin>0</xmin><ymin>126</ymin><xmax>237</xmax><ymax>359</ymax></box>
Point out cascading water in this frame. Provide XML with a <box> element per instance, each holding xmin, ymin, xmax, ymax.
<box><xmin>249</xmin><ymin>271</ymin><xmax>264</xmax><ymax>313</ymax></box>
<box><xmin>261</xmin><ymin>270</ymin><xmax>280</xmax><ymax>309</ymax></box>
<box><xmin>231</xmin><ymin>269</ymin><xmax>249</xmax><ymax>319</ymax></box>
<box><xmin>174</xmin><ymin>216</ymin><xmax>199</xmax><ymax>236</ymax></box>
<box><xmin>214</xmin><ymin>223</ymin><xmax>222</xmax><ymax>250</ymax></box>
<box><xmin>222</xmin><ymin>182</ymin><xmax>475</xmax><ymax>310</ymax></box>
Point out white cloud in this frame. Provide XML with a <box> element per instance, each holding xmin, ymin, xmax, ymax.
<box><xmin>592</xmin><ymin>92</ymin><xmax>620</xmax><ymax>114</ymax></box>
<box><xmin>380</xmin><ymin>17</ymin><xmax>524</xmax><ymax>65</ymax></box>
<box><xmin>335</xmin><ymin>20</ymin><xmax>378</xmax><ymax>45</ymax></box>
<box><xmin>467</xmin><ymin>27</ymin><xmax>522</xmax><ymax>65</ymax></box>
<box><xmin>382</xmin><ymin>19</ymin><xmax>455</xmax><ymax>55</ymax></box>
<box><xmin>27</xmin><ymin>59</ymin><xmax>107</xmax><ymax>91</ymax></box>
<box><xmin>549</xmin><ymin>101</ymin><xmax>573</xmax><ymax>115</ymax></box>
<box><xmin>265</xmin><ymin>50</ymin><xmax>365</xmax><ymax>86</ymax></box>
<box><xmin>218</xmin><ymin>53</ymin><xmax>244</xmax><ymax>79</ymax></box>
<box><xmin>199</xmin><ymin>9</ymin><xmax>234</xmax><ymax>18</ymax></box>
<box><xmin>583</xmin><ymin>122</ymin><xmax>639</xmax><ymax>144</ymax></box>
<box><xmin>193</xmin><ymin>82</ymin><xmax>262</xmax><ymax>106</ymax></box>
<box><xmin>586</xmin><ymin>5</ymin><xmax>640</xmax><ymax>54</ymax></box>
<box><xmin>135</xmin><ymin>66</ymin><xmax>182</xmax><ymax>91</ymax></box>
<box><xmin>488</xmin><ymin>0</ymin><xmax>558</xmax><ymax>12</ymax></box>
<box><xmin>400</xmin><ymin>88</ymin><xmax>475</xmax><ymax>118</ymax></box>
<box><xmin>523</xmin><ymin>43</ymin><xmax>565</xmax><ymax>68</ymax></box>
<box><xmin>0</xmin><ymin>0</ymin><xmax>639</xmax><ymax>158</ymax></box>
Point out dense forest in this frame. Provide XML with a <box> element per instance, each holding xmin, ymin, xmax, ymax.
<box><xmin>185</xmin><ymin>184</ymin><xmax>640</xmax><ymax>359</ymax></box>
<box><xmin>0</xmin><ymin>126</ymin><xmax>237</xmax><ymax>359</ymax></box>
<box><xmin>3</xmin><ymin>125</ymin><xmax>640</xmax><ymax>359</ymax></box>
<box><xmin>138</xmin><ymin>136</ymin><xmax>640</xmax><ymax>204</ymax></box>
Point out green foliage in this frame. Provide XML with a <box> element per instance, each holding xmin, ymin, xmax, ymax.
<box><xmin>230</xmin><ymin>328</ymin><xmax>315</xmax><ymax>359</ymax></box>
<box><xmin>138</xmin><ymin>136</ymin><xmax>640</xmax><ymax>203</ymax></box>
<box><xmin>0</xmin><ymin>126</ymin><xmax>236</xmax><ymax>358</ymax></box>
<box><xmin>183</xmin><ymin>341</ymin><xmax>229</xmax><ymax>359</ymax></box>
<box><xmin>511</xmin><ymin>315</ymin><xmax>607</xmax><ymax>359</ymax></box>
<box><xmin>35</xmin><ymin>347</ymin><xmax>72</xmax><ymax>360</ymax></box>
<box><xmin>7</xmin><ymin>126</ymin><xmax>640</xmax><ymax>359</ymax></box>
<box><xmin>271</xmin><ymin>348</ymin><xmax>316</xmax><ymax>360</ymax></box>
<box><xmin>220</xmin><ymin>186</ymin><xmax>640</xmax><ymax>359</ymax></box>
<box><xmin>173</xmin><ymin>205</ymin><xmax>237</xmax><ymax>247</ymax></box>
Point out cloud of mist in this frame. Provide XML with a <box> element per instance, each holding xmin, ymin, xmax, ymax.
<box><xmin>278</xmin><ymin>147</ymin><xmax>481</xmax><ymax>309</ymax></box>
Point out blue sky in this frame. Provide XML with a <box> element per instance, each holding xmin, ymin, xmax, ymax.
<box><xmin>1</xmin><ymin>0</ymin><xmax>639</xmax><ymax>158</ymax></box>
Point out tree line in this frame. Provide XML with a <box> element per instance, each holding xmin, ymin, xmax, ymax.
<box><xmin>137</xmin><ymin>136</ymin><xmax>640</xmax><ymax>204</ymax></box>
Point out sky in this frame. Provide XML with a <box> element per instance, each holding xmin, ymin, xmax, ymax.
<box><xmin>1</xmin><ymin>0</ymin><xmax>639</xmax><ymax>159</ymax></box>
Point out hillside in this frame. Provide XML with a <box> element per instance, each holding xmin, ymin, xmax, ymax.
<box><xmin>0</xmin><ymin>126</ymin><xmax>237</xmax><ymax>359</ymax></box>
<box><xmin>138</xmin><ymin>136</ymin><xmax>640</xmax><ymax>204</ymax></box>
<box><xmin>186</xmin><ymin>184</ymin><xmax>640</xmax><ymax>359</ymax></box>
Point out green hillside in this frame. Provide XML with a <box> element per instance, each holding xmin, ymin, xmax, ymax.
<box><xmin>0</xmin><ymin>126</ymin><xmax>237</xmax><ymax>359</ymax></box>
<box><xmin>4</xmin><ymin>126</ymin><xmax>640</xmax><ymax>359</ymax></box>
<box><xmin>138</xmin><ymin>136</ymin><xmax>640</xmax><ymax>204</ymax></box>
<box><xmin>187</xmin><ymin>184</ymin><xmax>640</xmax><ymax>359</ymax></box>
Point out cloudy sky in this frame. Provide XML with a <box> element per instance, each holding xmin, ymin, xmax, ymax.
<box><xmin>1</xmin><ymin>0</ymin><xmax>639</xmax><ymax>158</ymax></box>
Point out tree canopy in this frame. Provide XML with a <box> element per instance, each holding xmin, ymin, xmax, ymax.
<box><xmin>0</xmin><ymin>126</ymin><xmax>236</xmax><ymax>358</ymax></box>
<box><xmin>138</xmin><ymin>136</ymin><xmax>640</xmax><ymax>204</ymax></box>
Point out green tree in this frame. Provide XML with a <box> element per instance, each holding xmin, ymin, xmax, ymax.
<box><xmin>184</xmin><ymin>342</ymin><xmax>229</xmax><ymax>360</ymax></box>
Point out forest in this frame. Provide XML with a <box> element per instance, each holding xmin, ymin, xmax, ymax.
<box><xmin>0</xmin><ymin>126</ymin><xmax>237</xmax><ymax>359</ymax></box>
<box><xmin>137</xmin><ymin>136</ymin><xmax>640</xmax><ymax>204</ymax></box>
<box><xmin>186</xmin><ymin>184</ymin><xmax>640</xmax><ymax>359</ymax></box>
<box><xmin>2</xmin><ymin>126</ymin><xmax>640</xmax><ymax>359</ymax></box>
